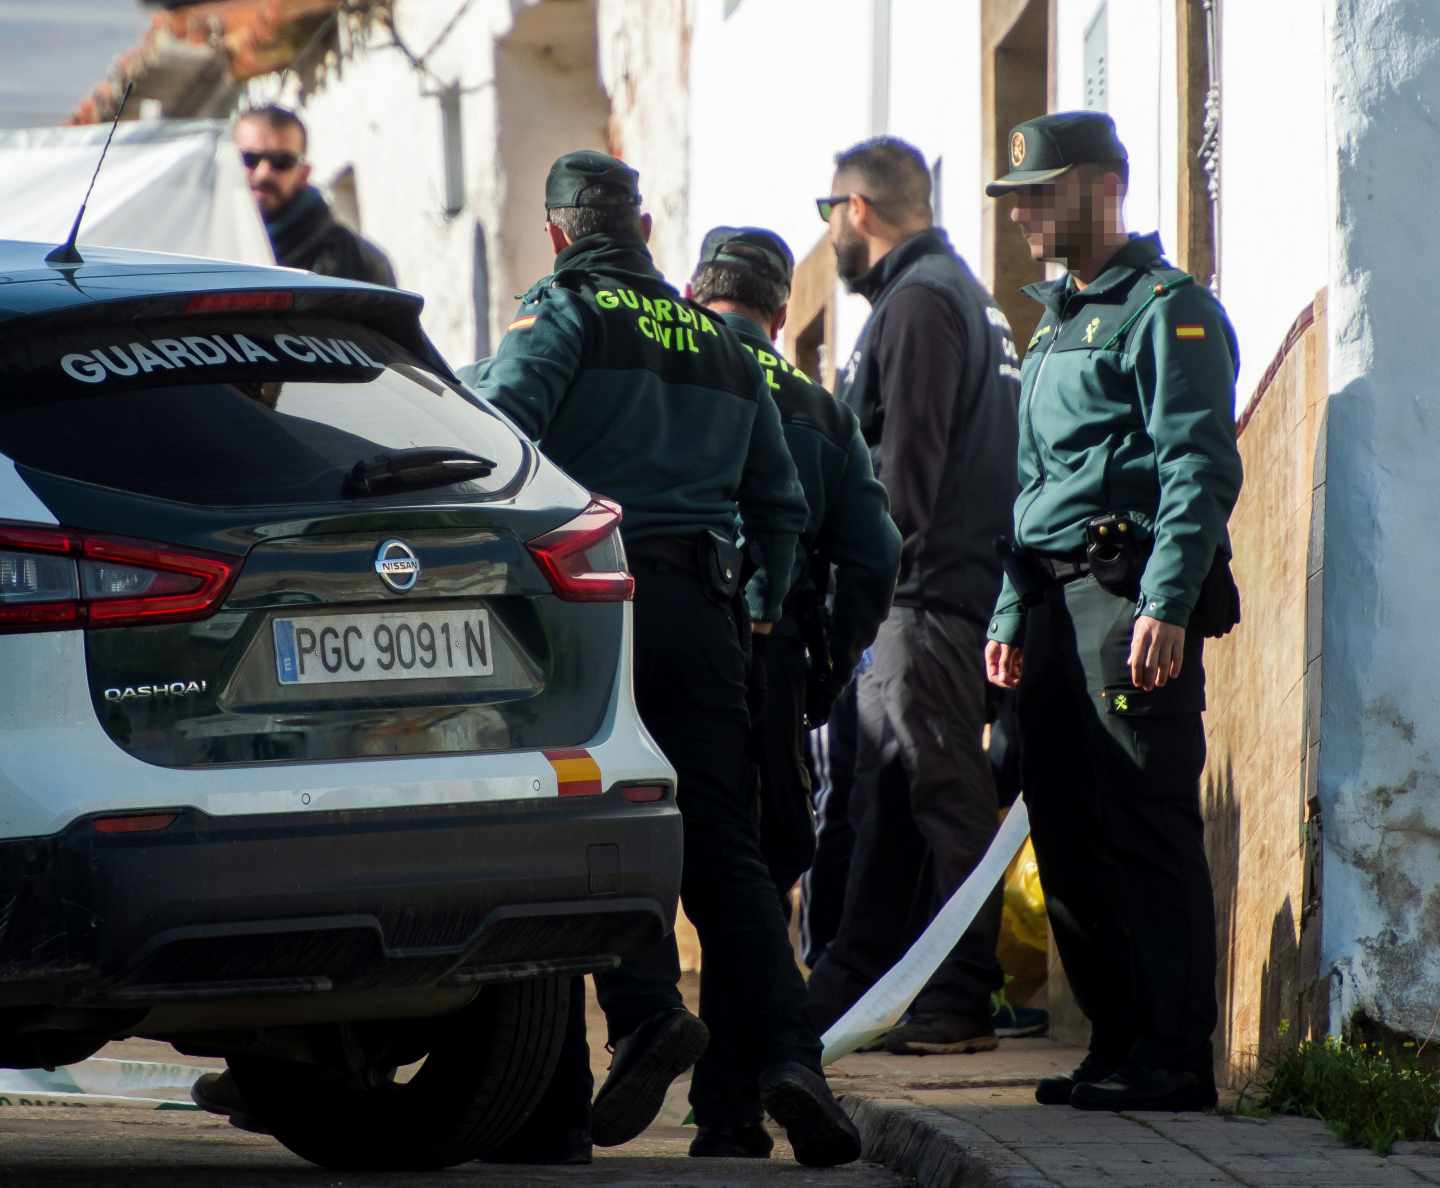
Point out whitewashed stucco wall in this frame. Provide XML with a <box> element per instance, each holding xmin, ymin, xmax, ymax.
<box><xmin>251</xmin><ymin>0</ymin><xmax>521</xmax><ymax>364</ymax></box>
<box><xmin>1320</xmin><ymin>0</ymin><xmax>1440</xmax><ymax>1040</ymax></box>
<box><xmin>596</xmin><ymin>0</ymin><xmax>693</xmax><ymax>284</ymax></box>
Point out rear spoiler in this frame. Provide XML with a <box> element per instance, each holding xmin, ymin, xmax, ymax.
<box><xmin>1</xmin><ymin>283</ymin><xmax>460</xmax><ymax>385</ymax></box>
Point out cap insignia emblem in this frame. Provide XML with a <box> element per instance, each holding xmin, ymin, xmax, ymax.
<box><xmin>1011</xmin><ymin>131</ymin><xmax>1027</xmax><ymax>168</ymax></box>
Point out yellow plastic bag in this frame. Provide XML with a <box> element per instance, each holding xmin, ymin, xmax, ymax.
<box><xmin>995</xmin><ymin>831</ymin><xmax>1047</xmax><ymax>1004</ymax></box>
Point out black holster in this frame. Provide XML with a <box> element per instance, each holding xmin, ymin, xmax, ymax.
<box><xmin>698</xmin><ymin>530</ymin><xmax>743</xmax><ymax>604</ymax></box>
<box><xmin>793</xmin><ymin>595</ymin><xmax>841</xmax><ymax>727</ymax></box>
<box><xmin>995</xmin><ymin>536</ymin><xmax>1054</xmax><ymax>607</ymax></box>
<box><xmin>1084</xmin><ymin>514</ymin><xmax>1148</xmax><ymax>600</ymax></box>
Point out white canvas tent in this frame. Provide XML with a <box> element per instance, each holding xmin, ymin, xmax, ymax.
<box><xmin>0</xmin><ymin>119</ymin><xmax>272</xmax><ymax>265</ymax></box>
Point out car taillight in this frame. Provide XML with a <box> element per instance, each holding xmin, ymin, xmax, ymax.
<box><xmin>527</xmin><ymin>499</ymin><xmax>635</xmax><ymax>602</ymax></box>
<box><xmin>0</xmin><ymin>524</ymin><xmax>237</xmax><ymax>633</ymax></box>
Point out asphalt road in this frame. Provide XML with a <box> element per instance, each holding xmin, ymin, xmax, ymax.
<box><xmin>0</xmin><ymin>976</ymin><xmax>908</xmax><ymax>1184</ymax></box>
<box><xmin>0</xmin><ymin>1105</ymin><xmax>908</xmax><ymax>1186</ymax></box>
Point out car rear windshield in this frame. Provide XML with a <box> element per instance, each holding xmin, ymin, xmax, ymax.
<box><xmin>0</xmin><ymin>314</ymin><xmax>524</xmax><ymax>506</ymax></box>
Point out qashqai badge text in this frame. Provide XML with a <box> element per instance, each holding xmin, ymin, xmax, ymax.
<box><xmin>374</xmin><ymin>539</ymin><xmax>420</xmax><ymax>593</ymax></box>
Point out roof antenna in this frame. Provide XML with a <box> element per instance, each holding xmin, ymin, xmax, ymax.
<box><xmin>46</xmin><ymin>81</ymin><xmax>134</xmax><ymax>267</ymax></box>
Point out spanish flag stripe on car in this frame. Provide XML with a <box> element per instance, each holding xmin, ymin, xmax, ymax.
<box><xmin>544</xmin><ymin>748</ymin><xmax>603</xmax><ymax>796</ymax></box>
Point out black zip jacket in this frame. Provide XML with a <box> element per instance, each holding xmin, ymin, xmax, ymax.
<box><xmin>264</xmin><ymin>186</ymin><xmax>397</xmax><ymax>288</ymax></box>
<box><xmin>835</xmin><ymin>228</ymin><xmax>1020</xmax><ymax>621</ymax></box>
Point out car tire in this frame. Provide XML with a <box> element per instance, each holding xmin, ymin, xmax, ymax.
<box><xmin>226</xmin><ymin>975</ymin><xmax>570</xmax><ymax>1171</ymax></box>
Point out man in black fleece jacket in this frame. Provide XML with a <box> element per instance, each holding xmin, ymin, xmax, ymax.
<box><xmin>806</xmin><ymin>136</ymin><xmax>1020</xmax><ymax>1055</ymax></box>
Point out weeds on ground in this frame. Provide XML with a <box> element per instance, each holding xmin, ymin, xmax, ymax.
<box><xmin>1238</xmin><ymin>1023</ymin><xmax>1440</xmax><ymax>1155</ymax></box>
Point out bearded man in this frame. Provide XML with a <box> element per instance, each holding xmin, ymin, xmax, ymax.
<box><xmin>805</xmin><ymin>137</ymin><xmax>1020</xmax><ymax>1056</ymax></box>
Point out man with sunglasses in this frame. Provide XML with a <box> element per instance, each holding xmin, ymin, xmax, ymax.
<box><xmin>805</xmin><ymin>136</ymin><xmax>1019</xmax><ymax>1057</ymax></box>
<box><xmin>234</xmin><ymin>105</ymin><xmax>396</xmax><ymax>288</ymax></box>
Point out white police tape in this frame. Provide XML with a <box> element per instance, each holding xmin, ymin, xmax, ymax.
<box><xmin>0</xmin><ymin>1058</ymin><xmax>206</xmax><ymax>1110</ymax></box>
<box><xmin>821</xmin><ymin>796</ymin><xmax>1032</xmax><ymax>1065</ymax></box>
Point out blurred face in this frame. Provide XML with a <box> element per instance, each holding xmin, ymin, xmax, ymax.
<box><xmin>1008</xmin><ymin>167</ymin><xmax>1117</xmax><ymax>266</ymax></box>
<box><xmin>825</xmin><ymin>172</ymin><xmax>870</xmax><ymax>284</ymax></box>
<box><xmin>235</xmin><ymin>118</ymin><xmax>310</xmax><ymax>216</ymax></box>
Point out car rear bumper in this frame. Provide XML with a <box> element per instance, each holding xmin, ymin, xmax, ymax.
<box><xmin>0</xmin><ymin>791</ymin><xmax>681</xmax><ymax>1011</ymax></box>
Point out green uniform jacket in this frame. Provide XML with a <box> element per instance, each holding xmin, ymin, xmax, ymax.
<box><xmin>719</xmin><ymin>312</ymin><xmax>900</xmax><ymax>678</ymax></box>
<box><xmin>988</xmin><ymin>233</ymin><xmax>1244</xmax><ymax>645</ymax></box>
<box><xmin>466</xmin><ymin>234</ymin><xmax>808</xmax><ymax>621</ymax></box>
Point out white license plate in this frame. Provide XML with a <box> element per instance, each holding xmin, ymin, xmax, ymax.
<box><xmin>273</xmin><ymin>609</ymin><xmax>495</xmax><ymax>686</ymax></box>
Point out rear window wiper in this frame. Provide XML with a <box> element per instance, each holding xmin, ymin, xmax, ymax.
<box><xmin>343</xmin><ymin>448</ymin><xmax>495</xmax><ymax>498</ymax></box>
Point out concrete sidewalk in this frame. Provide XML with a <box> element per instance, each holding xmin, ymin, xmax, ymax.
<box><xmin>828</xmin><ymin>1038</ymin><xmax>1440</xmax><ymax>1187</ymax></box>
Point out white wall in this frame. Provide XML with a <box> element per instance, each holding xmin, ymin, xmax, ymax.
<box><xmin>1219</xmin><ymin>0</ymin><xmax>1329</xmax><ymax>403</ymax></box>
<box><xmin>687</xmin><ymin>0</ymin><xmax>871</xmax><ymax>278</ymax></box>
<box><xmin>888</xmin><ymin>0</ymin><xmax>982</xmax><ymax>263</ymax></box>
<box><xmin>1320</xmin><ymin>0</ymin><xmax>1440</xmax><ymax>1040</ymax></box>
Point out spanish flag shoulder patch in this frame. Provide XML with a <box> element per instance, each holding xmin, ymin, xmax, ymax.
<box><xmin>1175</xmin><ymin>324</ymin><xmax>1206</xmax><ymax>340</ymax></box>
<box><xmin>508</xmin><ymin>314</ymin><xmax>538</xmax><ymax>332</ymax></box>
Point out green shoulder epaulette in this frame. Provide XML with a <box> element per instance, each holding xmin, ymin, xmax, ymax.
<box><xmin>1098</xmin><ymin>272</ymin><xmax>1195</xmax><ymax>352</ymax></box>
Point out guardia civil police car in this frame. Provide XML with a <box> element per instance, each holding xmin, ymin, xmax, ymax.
<box><xmin>0</xmin><ymin>239</ymin><xmax>678</xmax><ymax>1169</ymax></box>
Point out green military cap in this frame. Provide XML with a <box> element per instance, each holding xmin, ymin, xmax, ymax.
<box><xmin>986</xmin><ymin>110</ymin><xmax>1128</xmax><ymax>195</ymax></box>
<box><xmin>545</xmin><ymin>150</ymin><xmax>642</xmax><ymax>209</ymax></box>
<box><xmin>697</xmin><ymin>225</ymin><xmax>794</xmax><ymax>288</ymax></box>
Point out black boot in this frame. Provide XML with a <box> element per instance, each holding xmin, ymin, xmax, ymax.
<box><xmin>758</xmin><ymin>1062</ymin><xmax>861</xmax><ymax>1168</ymax></box>
<box><xmin>1069</xmin><ymin>1065</ymin><xmax>1218</xmax><ymax>1112</ymax></box>
<box><xmin>190</xmin><ymin>1070</ymin><xmax>271</xmax><ymax>1135</ymax></box>
<box><xmin>591</xmin><ymin>1007</ymin><xmax>709</xmax><ymax>1147</ymax></box>
<box><xmin>1034</xmin><ymin>1051</ymin><xmax>1122</xmax><ymax>1105</ymax></box>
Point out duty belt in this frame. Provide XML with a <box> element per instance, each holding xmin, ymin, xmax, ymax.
<box><xmin>1034</xmin><ymin>554</ymin><xmax>1092</xmax><ymax>584</ymax></box>
<box><xmin>626</xmin><ymin>535</ymin><xmax>700</xmax><ymax>573</ymax></box>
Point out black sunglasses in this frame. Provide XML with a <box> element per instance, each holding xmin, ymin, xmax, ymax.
<box><xmin>815</xmin><ymin>193</ymin><xmax>874</xmax><ymax>222</ymax></box>
<box><xmin>241</xmin><ymin>150</ymin><xmax>302</xmax><ymax>172</ymax></box>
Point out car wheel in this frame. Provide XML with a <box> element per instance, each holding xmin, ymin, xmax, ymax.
<box><xmin>226</xmin><ymin>975</ymin><xmax>570</xmax><ymax>1171</ymax></box>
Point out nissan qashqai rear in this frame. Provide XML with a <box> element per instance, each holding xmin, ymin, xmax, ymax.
<box><xmin>0</xmin><ymin>242</ymin><xmax>679</xmax><ymax>1170</ymax></box>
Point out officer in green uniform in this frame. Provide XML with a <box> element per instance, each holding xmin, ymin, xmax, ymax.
<box><xmin>468</xmin><ymin>152</ymin><xmax>861</xmax><ymax>1168</ymax></box>
<box><xmin>689</xmin><ymin>226</ymin><xmax>900</xmax><ymax>876</ymax></box>
<box><xmin>984</xmin><ymin>112</ymin><xmax>1243</xmax><ymax>1111</ymax></box>
<box><xmin>682</xmin><ymin>226</ymin><xmax>900</xmax><ymax>1154</ymax></box>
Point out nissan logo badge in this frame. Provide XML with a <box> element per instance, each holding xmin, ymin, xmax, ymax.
<box><xmin>374</xmin><ymin>539</ymin><xmax>420</xmax><ymax>592</ymax></box>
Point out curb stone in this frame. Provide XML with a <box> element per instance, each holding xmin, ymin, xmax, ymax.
<box><xmin>841</xmin><ymin>1095</ymin><xmax>1056</xmax><ymax>1187</ymax></box>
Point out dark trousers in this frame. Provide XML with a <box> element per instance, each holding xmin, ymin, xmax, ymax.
<box><xmin>752</xmin><ymin>629</ymin><xmax>816</xmax><ymax>906</ymax></box>
<box><xmin>800</xmin><ymin>676</ymin><xmax>858</xmax><ymax>968</ymax></box>
<box><xmin>807</xmin><ymin>607</ymin><xmax>1002</xmax><ymax>1029</ymax></box>
<box><xmin>1019</xmin><ymin>574</ymin><xmax>1217</xmax><ymax>1075</ymax></box>
<box><xmin>591</xmin><ymin>566</ymin><xmax>822</xmax><ymax>1127</ymax></box>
